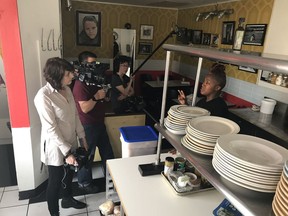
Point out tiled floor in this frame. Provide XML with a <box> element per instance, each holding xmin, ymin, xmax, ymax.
<box><xmin>0</xmin><ymin>164</ymin><xmax>107</xmax><ymax>216</ymax></box>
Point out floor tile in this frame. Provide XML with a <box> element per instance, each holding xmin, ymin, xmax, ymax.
<box><xmin>71</xmin><ymin>213</ymin><xmax>88</xmax><ymax>216</ymax></box>
<box><xmin>85</xmin><ymin>192</ymin><xmax>106</xmax><ymax>212</ymax></box>
<box><xmin>88</xmin><ymin>210</ymin><xmax>102</xmax><ymax>216</ymax></box>
<box><xmin>4</xmin><ymin>185</ymin><xmax>18</xmax><ymax>192</ymax></box>
<box><xmin>27</xmin><ymin>201</ymin><xmax>50</xmax><ymax>216</ymax></box>
<box><xmin>0</xmin><ymin>205</ymin><xmax>28</xmax><ymax>216</ymax></box>
<box><xmin>0</xmin><ymin>190</ymin><xmax>29</xmax><ymax>208</ymax></box>
<box><xmin>59</xmin><ymin>195</ymin><xmax>87</xmax><ymax>216</ymax></box>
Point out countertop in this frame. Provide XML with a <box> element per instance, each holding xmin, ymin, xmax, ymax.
<box><xmin>107</xmin><ymin>153</ymin><xmax>224</xmax><ymax>216</ymax></box>
<box><xmin>229</xmin><ymin>108</ymin><xmax>288</xmax><ymax>143</ymax></box>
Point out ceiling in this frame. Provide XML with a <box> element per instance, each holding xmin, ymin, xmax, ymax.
<box><xmin>80</xmin><ymin>0</ymin><xmax>238</xmax><ymax>9</ymax></box>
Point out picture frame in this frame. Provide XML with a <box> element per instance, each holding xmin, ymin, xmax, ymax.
<box><xmin>191</xmin><ymin>30</ymin><xmax>202</xmax><ymax>44</ymax></box>
<box><xmin>138</xmin><ymin>42</ymin><xmax>153</xmax><ymax>55</ymax></box>
<box><xmin>221</xmin><ymin>21</ymin><xmax>235</xmax><ymax>45</ymax></box>
<box><xmin>202</xmin><ymin>33</ymin><xmax>211</xmax><ymax>45</ymax></box>
<box><xmin>140</xmin><ymin>25</ymin><xmax>154</xmax><ymax>40</ymax></box>
<box><xmin>243</xmin><ymin>24</ymin><xmax>267</xmax><ymax>46</ymax></box>
<box><xmin>76</xmin><ymin>11</ymin><xmax>101</xmax><ymax>46</ymax></box>
<box><xmin>211</xmin><ymin>34</ymin><xmax>219</xmax><ymax>47</ymax></box>
<box><xmin>238</xmin><ymin>65</ymin><xmax>257</xmax><ymax>73</ymax></box>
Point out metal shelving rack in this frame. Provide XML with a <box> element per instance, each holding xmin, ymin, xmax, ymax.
<box><xmin>154</xmin><ymin>44</ymin><xmax>288</xmax><ymax>216</ymax></box>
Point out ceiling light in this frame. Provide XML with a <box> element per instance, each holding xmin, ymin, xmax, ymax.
<box><xmin>66</xmin><ymin>0</ymin><xmax>72</xmax><ymax>11</ymax></box>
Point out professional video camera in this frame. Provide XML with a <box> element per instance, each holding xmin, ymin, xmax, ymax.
<box><xmin>71</xmin><ymin>61</ymin><xmax>110</xmax><ymax>86</ymax></box>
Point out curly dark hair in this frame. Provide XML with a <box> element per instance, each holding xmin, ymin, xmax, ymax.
<box><xmin>43</xmin><ymin>57</ymin><xmax>74</xmax><ymax>91</ymax></box>
<box><xmin>210</xmin><ymin>63</ymin><xmax>226</xmax><ymax>90</ymax></box>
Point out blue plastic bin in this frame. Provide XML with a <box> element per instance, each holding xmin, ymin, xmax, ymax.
<box><xmin>119</xmin><ymin>126</ymin><xmax>158</xmax><ymax>158</ymax></box>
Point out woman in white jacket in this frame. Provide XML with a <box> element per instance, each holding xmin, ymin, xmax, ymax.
<box><xmin>34</xmin><ymin>57</ymin><xmax>88</xmax><ymax>216</ymax></box>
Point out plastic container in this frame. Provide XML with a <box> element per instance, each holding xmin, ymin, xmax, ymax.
<box><xmin>260</xmin><ymin>99</ymin><xmax>277</xmax><ymax>115</ymax></box>
<box><xmin>119</xmin><ymin>126</ymin><xmax>158</xmax><ymax>158</ymax></box>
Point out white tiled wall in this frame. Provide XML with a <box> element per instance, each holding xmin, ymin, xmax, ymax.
<box><xmin>225</xmin><ymin>77</ymin><xmax>288</xmax><ymax>105</ymax></box>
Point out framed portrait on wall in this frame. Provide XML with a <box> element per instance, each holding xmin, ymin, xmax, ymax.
<box><xmin>211</xmin><ymin>34</ymin><xmax>219</xmax><ymax>47</ymax></box>
<box><xmin>221</xmin><ymin>21</ymin><xmax>235</xmax><ymax>45</ymax></box>
<box><xmin>138</xmin><ymin>42</ymin><xmax>153</xmax><ymax>54</ymax></box>
<box><xmin>76</xmin><ymin>11</ymin><xmax>101</xmax><ymax>46</ymax></box>
<box><xmin>191</xmin><ymin>30</ymin><xmax>202</xmax><ymax>44</ymax></box>
<box><xmin>140</xmin><ymin>25</ymin><xmax>154</xmax><ymax>40</ymax></box>
<box><xmin>243</xmin><ymin>24</ymin><xmax>267</xmax><ymax>46</ymax></box>
<box><xmin>202</xmin><ymin>33</ymin><xmax>211</xmax><ymax>45</ymax></box>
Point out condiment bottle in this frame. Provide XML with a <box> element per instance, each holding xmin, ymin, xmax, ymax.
<box><xmin>267</xmin><ymin>72</ymin><xmax>273</xmax><ymax>83</ymax></box>
<box><xmin>164</xmin><ymin>157</ymin><xmax>174</xmax><ymax>176</ymax></box>
<box><xmin>276</xmin><ymin>74</ymin><xmax>283</xmax><ymax>86</ymax></box>
<box><xmin>271</xmin><ymin>73</ymin><xmax>277</xmax><ymax>84</ymax></box>
<box><xmin>281</xmin><ymin>75</ymin><xmax>288</xmax><ymax>87</ymax></box>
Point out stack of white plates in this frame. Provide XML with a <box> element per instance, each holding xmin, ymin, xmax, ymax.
<box><xmin>212</xmin><ymin>134</ymin><xmax>288</xmax><ymax>193</ymax></box>
<box><xmin>272</xmin><ymin>161</ymin><xmax>288</xmax><ymax>215</ymax></box>
<box><xmin>181</xmin><ymin>116</ymin><xmax>240</xmax><ymax>156</ymax></box>
<box><xmin>164</xmin><ymin>105</ymin><xmax>210</xmax><ymax>135</ymax></box>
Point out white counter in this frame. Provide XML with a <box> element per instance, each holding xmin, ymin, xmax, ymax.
<box><xmin>107</xmin><ymin>153</ymin><xmax>224</xmax><ymax>216</ymax></box>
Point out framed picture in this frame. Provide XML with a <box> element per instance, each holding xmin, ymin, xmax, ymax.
<box><xmin>221</xmin><ymin>21</ymin><xmax>235</xmax><ymax>45</ymax></box>
<box><xmin>238</xmin><ymin>65</ymin><xmax>257</xmax><ymax>73</ymax></box>
<box><xmin>243</xmin><ymin>24</ymin><xmax>267</xmax><ymax>46</ymax></box>
<box><xmin>191</xmin><ymin>30</ymin><xmax>202</xmax><ymax>44</ymax></box>
<box><xmin>211</xmin><ymin>34</ymin><xmax>219</xmax><ymax>47</ymax></box>
<box><xmin>202</xmin><ymin>33</ymin><xmax>211</xmax><ymax>45</ymax></box>
<box><xmin>76</xmin><ymin>11</ymin><xmax>101</xmax><ymax>46</ymax></box>
<box><xmin>140</xmin><ymin>25</ymin><xmax>154</xmax><ymax>40</ymax></box>
<box><xmin>138</xmin><ymin>42</ymin><xmax>153</xmax><ymax>54</ymax></box>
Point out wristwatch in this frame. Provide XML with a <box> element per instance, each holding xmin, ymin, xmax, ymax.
<box><xmin>92</xmin><ymin>96</ymin><xmax>97</xmax><ymax>102</ymax></box>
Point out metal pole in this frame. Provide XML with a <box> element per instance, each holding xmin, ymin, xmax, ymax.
<box><xmin>155</xmin><ymin>50</ymin><xmax>171</xmax><ymax>165</ymax></box>
<box><xmin>191</xmin><ymin>57</ymin><xmax>203</xmax><ymax>106</ymax></box>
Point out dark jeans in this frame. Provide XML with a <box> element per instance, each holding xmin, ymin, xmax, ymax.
<box><xmin>47</xmin><ymin>165</ymin><xmax>74</xmax><ymax>215</ymax></box>
<box><xmin>77</xmin><ymin>123</ymin><xmax>114</xmax><ymax>186</ymax></box>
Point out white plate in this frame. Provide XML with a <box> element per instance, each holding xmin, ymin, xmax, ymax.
<box><xmin>213</xmin><ymin>156</ymin><xmax>278</xmax><ymax>188</ymax></box>
<box><xmin>165</xmin><ymin>125</ymin><xmax>186</xmax><ymax>135</ymax></box>
<box><xmin>214</xmin><ymin>145</ymin><xmax>282</xmax><ymax>178</ymax></box>
<box><xmin>176</xmin><ymin>106</ymin><xmax>210</xmax><ymax>117</ymax></box>
<box><xmin>185</xmin><ymin>135</ymin><xmax>215</xmax><ymax>150</ymax></box>
<box><xmin>186</xmin><ymin>126</ymin><xmax>218</xmax><ymax>142</ymax></box>
<box><xmin>181</xmin><ymin>136</ymin><xmax>214</xmax><ymax>156</ymax></box>
<box><xmin>213</xmin><ymin>150</ymin><xmax>280</xmax><ymax>184</ymax></box>
<box><xmin>165</xmin><ymin>118</ymin><xmax>186</xmax><ymax>129</ymax></box>
<box><xmin>217</xmin><ymin>134</ymin><xmax>288</xmax><ymax>170</ymax></box>
<box><xmin>186</xmin><ymin>132</ymin><xmax>216</xmax><ymax>147</ymax></box>
<box><xmin>212</xmin><ymin>158</ymin><xmax>277</xmax><ymax>193</ymax></box>
<box><xmin>189</xmin><ymin>116</ymin><xmax>240</xmax><ymax>136</ymax></box>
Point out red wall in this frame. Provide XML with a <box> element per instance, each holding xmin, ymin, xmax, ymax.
<box><xmin>0</xmin><ymin>0</ymin><xmax>30</xmax><ymax>128</ymax></box>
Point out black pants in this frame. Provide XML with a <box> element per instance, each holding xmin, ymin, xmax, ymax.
<box><xmin>77</xmin><ymin>124</ymin><xmax>114</xmax><ymax>186</ymax></box>
<box><xmin>47</xmin><ymin>165</ymin><xmax>74</xmax><ymax>215</ymax></box>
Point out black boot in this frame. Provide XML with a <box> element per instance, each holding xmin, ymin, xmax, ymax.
<box><xmin>50</xmin><ymin>212</ymin><xmax>59</xmax><ymax>216</ymax></box>
<box><xmin>61</xmin><ymin>197</ymin><xmax>87</xmax><ymax>209</ymax></box>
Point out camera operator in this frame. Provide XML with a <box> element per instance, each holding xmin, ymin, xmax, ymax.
<box><xmin>111</xmin><ymin>55</ymin><xmax>135</xmax><ymax>114</ymax></box>
<box><xmin>34</xmin><ymin>57</ymin><xmax>88</xmax><ymax>216</ymax></box>
<box><xmin>72</xmin><ymin>51</ymin><xmax>115</xmax><ymax>194</ymax></box>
